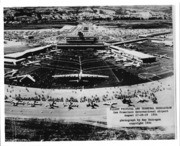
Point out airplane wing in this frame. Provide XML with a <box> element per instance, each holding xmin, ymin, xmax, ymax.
<box><xmin>81</xmin><ymin>74</ymin><xmax>109</xmax><ymax>78</ymax></box>
<box><xmin>9</xmin><ymin>75</ymin><xmax>24</xmax><ymax>79</ymax></box>
<box><xmin>124</xmin><ymin>63</ymin><xmax>133</xmax><ymax>67</ymax></box>
<box><xmin>19</xmin><ymin>75</ymin><xmax>36</xmax><ymax>82</ymax></box>
<box><xmin>137</xmin><ymin>95</ymin><xmax>143</xmax><ymax>101</ymax></box>
<box><xmin>27</xmin><ymin>75</ymin><xmax>36</xmax><ymax>82</ymax></box>
<box><xmin>52</xmin><ymin>74</ymin><xmax>79</xmax><ymax>78</ymax></box>
<box><xmin>19</xmin><ymin>76</ymin><xmax>26</xmax><ymax>82</ymax></box>
<box><xmin>5</xmin><ymin>70</ymin><xmax>17</xmax><ymax>75</ymax></box>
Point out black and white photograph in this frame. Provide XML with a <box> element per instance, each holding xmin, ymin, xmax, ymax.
<box><xmin>1</xmin><ymin>1</ymin><xmax>179</xmax><ymax>145</ymax></box>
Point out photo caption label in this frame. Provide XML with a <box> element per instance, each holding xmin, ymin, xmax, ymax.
<box><xmin>107</xmin><ymin>106</ymin><xmax>174</xmax><ymax>127</ymax></box>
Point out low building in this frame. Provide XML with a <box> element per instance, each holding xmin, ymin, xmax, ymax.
<box><xmin>138</xmin><ymin>31</ymin><xmax>172</xmax><ymax>38</ymax></box>
<box><xmin>57</xmin><ymin>35</ymin><xmax>106</xmax><ymax>50</ymax></box>
<box><xmin>4</xmin><ymin>45</ymin><xmax>52</xmax><ymax>60</ymax></box>
<box><xmin>110</xmin><ymin>45</ymin><xmax>156</xmax><ymax>63</ymax></box>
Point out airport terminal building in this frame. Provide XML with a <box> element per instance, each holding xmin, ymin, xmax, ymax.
<box><xmin>4</xmin><ymin>36</ymin><xmax>106</xmax><ymax>67</ymax></box>
<box><xmin>4</xmin><ymin>35</ymin><xmax>156</xmax><ymax>68</ymax></box>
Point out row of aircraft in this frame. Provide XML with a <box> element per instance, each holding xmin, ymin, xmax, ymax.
<box><xmin>22</xmin><ymin>60</ymin><xmax>41</xmax><ymax>66</ymax></box>
<box><xmin>7</xmin><ymin>53</ymin><xmax>143</xmax><ymax>83</ymax></box>
<box><xmin>9</xmin><ymin>74</ymin><xmax>36</xmax><ymax>82</ymax></box>
<box><xmin>5</xmin><ymin>69</ymin><xmax>18</xmax><ymax>78</ymax></box>
<box><xmin>6</xmin><ymin>56</ymin><xmax>109</xmax><ymax>83</ymax></box>
<box><xmin>153</xmin><ymin>54</ymin><xmax>170</xmax><ymax>59</ymax></box>
<box><xmin>123</xmin><ymin>61</ymin><xmax>142</xmax><ymax>67</ymax></box>
<box><xmin>101</xmin><ymin>52</ymin><xmax>142</xmax><ymax>68</ymax></box>
<box><xmin>96</xmin><ymin>49</ymin><xmax>142</xmax><ymax>68</ymax></box>
<box><xmin>5</xmin><ymin>69</ymin><xmax>36</xmax><ymax>82</ymax></box>
<box><xmin>5</xmin><ymin>98</ymin><xmax>100</xmax><ymax>110</ymax></box>
<box><xmin>21</xmin><ymin>54</ymin><xmax>54</xmax><ymax>67</ymax></box>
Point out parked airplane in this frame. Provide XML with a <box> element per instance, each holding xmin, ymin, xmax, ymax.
<box><xmin>27</xmin><ymin>100</ymin><xmax>43</xmax><ymax>107</ymax></box>
<box><xmin>23</xmin><ymin>60</ymin><xmax>41</xmax><ymax>66</ymax></box>
<box><xmin>133</xmin><ymin>62</ymin><xmax>142</xmax><ymax>67</ymax></box>
<box><xmin>6</xmin><ymin>100</ymin><xmax>25</xmax><ymax>106</ymax></box>
<box><xmin>137</xmin><ymin>95</ymin><xmax>149</xmax><ymax>103</ymax></box>
<box><xmin>154</xmin><ymin>54</ymin><xmax>170</xmax><ymax>59</ymax></box>
<box><xmin>46</xmin><ymin>100</ymin><xmax>59</xmax><ymax>109</ymax></box>
<box><xmin>52</xmin><ymin>56</ymin><xmax>109</xmax><ymax>82</ymax></box>
<box><xmin>5</xmin><ymin>69</ymin><xmax>18</xmax><ymax>77</ymax></box>
<box><xmin>50</xmin><ymin>49</ymin><xmax>60</xmax><ymax>53</ymax></box>
<box><xmin>103</xmin><ymin>55</ymin><xmax>114</xmax><ymax>60</ymax></box>
<box><xmin>10</xmin><ymin>74</ymin><xmax>36</xmax><ymax>82</ymax></box>
<box><xmin>115</xmin><ymin>57</ymin><xmax>127</xmax><ymax>63</ymax></box>
<box><xmin>63</xmin><ymin>101</ymin><xmax>79</xmax><ymax>110</ymax></box>
<box><xmin>124</xmin><ymin>61</ymin><xmax>141</xmax><ymax>67</ymax></box>
<box><xmin>12</xmin><ymin>100</ymin><xmax>25</xmax><ymax>106</ymax></box>
<box><xmin>124</xmin><ymin>62</ymin><xmax>134</xmax><ymax>67</ymax></box>
<box><xmin>164</xmin><ymin>41</ymin><xmax>173</xmax><ymax>47</ymax></box>
<box><xmin>97</xmin><ymin>50</ymin><xmax>107</xmax><ymax>55</ymax></box>
<box><xmin>103</xmin><ymin>101</ymin><xmax>117</xmax><ymax>106</ymax></box>
<box><xmin>159</xmin><ymin>54</ymin><xmax>170</xmax><ymax>59</ymax></box>
<box><xmin>86</xmin><ymin>100</ymin><xmax>99</xmax><ymax>109</ymax></box>
<box><xmin>44</xmin><ymin>55</ymin><xmax>53</xmax><ymax>59</ymax></box>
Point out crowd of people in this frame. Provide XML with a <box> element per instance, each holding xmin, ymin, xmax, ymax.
<box><xmin>5</xmin><ymin>77</ymin><xmax>172</xmax><ymax>111</ymax></box>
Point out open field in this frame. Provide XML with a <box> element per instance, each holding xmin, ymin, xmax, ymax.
<box><xmin>96</xmin><ymin>20</ymin><xmax>172</xmax><ymax>29</ymax></box>
<box><xmin>5</xmin><ymin>117</ymin><xmax>175</xmax><ymax>141</ymax></box>
<box><xmin>4</xmin><ymin>23</ymin><xmax>76</xmax><ymax>30</ymax></box>
<box><xmin>4</xmin><ymin>20</ymin><xmax>172</xmax><ymax>30</ymax></box>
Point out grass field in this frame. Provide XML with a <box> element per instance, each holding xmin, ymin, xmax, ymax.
<box><xmin>5</xmin><ymin>117</ymin><xmax>175</xmax><ymax>141</ymax></box>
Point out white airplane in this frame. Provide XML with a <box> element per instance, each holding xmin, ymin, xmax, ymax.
<box><xmin>52</xmin><ymin>56</ymin><xmax>109</xmax><ymax>82</ymax></box>
<box><xmin>137</xmin><ymin>95</ymin><xmax>149</xmax><ymax>103</ymax></box>
<box><xmin>124</xmin><ymin>62</ymin><xmax>134</xmax><ymax>67</ymax></box>
<box><xmin>50</xmin><ymin>50</ymin><xmax>61</xmax><ymax>53</ymax></box>
<box><xmin>135</xmin><ymin>62</ymin><xmax>141</xmax><ymax>67</ymax></box>
<box><xmin>10</xmin><ymin>74</ymin><xmax>36</xmax><ymax>82</ymax></box>
<box><xmin>115</xmin><ymin>57</ymin><xmax>127</xmax><ymax>63</ymax></box>
<box><xmin>11</xmin><ymin>100</ymin><xmax>25</xmax><ymax>106</ymax></box>
<box><xmin>5</xmin><ymin>69</ymin><xmax>18</xmax><ymax>77</ymax></box>
<box><xmin>159</xmin><ymin>54</ymin><xmax>170</xmax><ymax>59</ymax></box>
<box><xmin>23</xmin><ymin>60</ymin><xmax>41</xmax><ymax>66</ymax></box>
<box><xmin>164</xmin><ymin>41</ymin><xmax>173</xmax><ymax>47</ymax></box>
<box><xmin>27</xmin><ymin>100</ymin><xmax>42</xmax><ymax>107</ymax></box>
<box><xmin>5</xmin><ymin>99</ymin><xmax>25</xmax><ymax>106</ymax></box>
<box><xmin>97</xmin><ymin>50</ymin><xmax>107</xmax><ymax>54</ymax></box>
<box><xmin>44</xmin><ymin>55</ymin><xmax>53</xmax><ymax>59</ymax></box>
<box><xmin>153</xmin><ymin>54</ymin><xmax>159</xmax><ymax>57</ymax></box>
<box><xmin>103</xmin><ymin>101</ymin><xmax>117</xmax><ymax>106</ymax></box>
<box><xmin>103</xmin><ymin>55</ymin><xmax>114</xmax><ymax>60</ymax></box>
<box><xmin>46</xmin><ymin>100</ymin><xmax>59</xmax><ymax>109</ymax></box>
<box><xmin>124</xmin><ymin>61</ymin><xmax>142</xmax><ymax>67</ymax></box>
